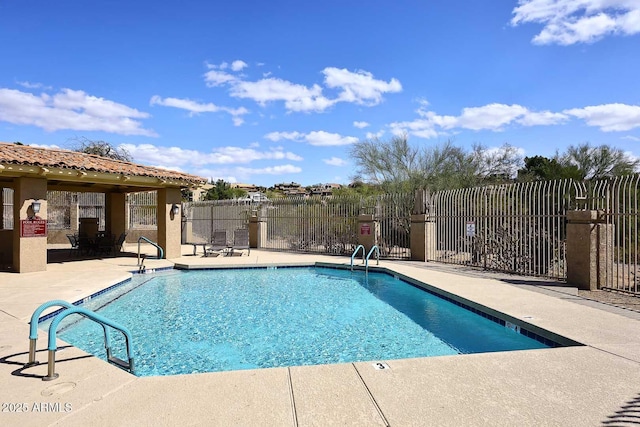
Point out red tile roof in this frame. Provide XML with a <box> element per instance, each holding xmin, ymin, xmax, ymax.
<box><xmin>0</xmin><ymin>142</ymin><xmax>206</xmax><ymax>185</ymax></box>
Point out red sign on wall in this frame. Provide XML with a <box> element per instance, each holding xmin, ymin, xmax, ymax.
<box><xmin>360</xmin><ymin>224</ymin><xmax>371</xmax><ymax>235</ymax></box>
<box><xmin>20</xmin><ymin>219</ymin><xmax>47</xmax><ymax>237</ymax></box>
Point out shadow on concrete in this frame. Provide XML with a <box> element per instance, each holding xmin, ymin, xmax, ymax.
<box><xmin>46</xmin><ymin>249</ymin><xmax>139</xmax><ymax>264</ymax></box>
<box><xmin>602</xmin><ymin>392</ymin><xmax>640</xmax><ymax>425</ymax></box>
<box><xmin>1</xmin><ymin>346</ymin><xmax>92</xmax><ymax>380</ymax></box>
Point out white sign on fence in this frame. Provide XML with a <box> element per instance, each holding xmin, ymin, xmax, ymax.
<box><xmin>466</xmin><ymin>221</ymin><xmax>476</xmax><ymax>237</ymax></box>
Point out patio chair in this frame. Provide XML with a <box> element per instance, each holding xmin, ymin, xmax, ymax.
<box><xmin>77</xmin><ymin>233</ymin><xmax>95</xmax><ymax>255</ymax></box>
<box><xmin>230</xmin><ymin>228</ymin><xmax>250</xmax><ymax>256</ymax></box>
<box><xmin>66</xmin><ymin>234</ymin><xmax>80</xmax><ymax>257</ymax></box>
<box><xmin>204</xmin><ymin>230</ymin><xmax>229</xmax><ymax>257</ymax></box>
<box><xmin>113</xmin><ymin>232</ymin><xmax>127</xmax><ymax>254</ymax></box>
<box><xmin>97</xmin><ymin>234</ymin><xmax>116</xmax><ymax>256</ymax></box>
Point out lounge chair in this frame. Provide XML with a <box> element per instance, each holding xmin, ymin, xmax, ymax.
<box><xmin>204</xmin><ymin>230</ymin><xmax>229</xmax><ymax>257</ymax></box>
<box><xmin>230</xmin><ymin>228</ymin><xmax>250</xmax><ymax>256</ymax></box>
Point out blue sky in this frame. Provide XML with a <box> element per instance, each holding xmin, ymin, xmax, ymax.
<box><xmin>1</xmin><ymin>0</ymin><xmax>639</xmax><ymax>187</ymax></box>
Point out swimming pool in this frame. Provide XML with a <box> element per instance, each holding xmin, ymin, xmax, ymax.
<box><xmin>43</xmin><ymin>266</ymin><xmax>556</xmax><ymax>376</ymax></box>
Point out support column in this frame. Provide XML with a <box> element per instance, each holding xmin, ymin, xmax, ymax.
<box><xmin>410</xmin><ymin>214</ymin><xmax>436</xmax><ymax>262</ymax></box>
<box><xmin>249</xmin><ymin>212</ymin><xmax>266</xmax><ymax>248</ymax></box>
<box><xmin>13</xmin><ymin>177</ymin><xmax>48</xmax><ymax>273</ymax></box>
<box><xmin>357</xmin><ymin>214</ymin><xmax>378</xmax><ymax>254</ymax></box>
<box><xmin>157</xmin><ymin>188</ymin><xmax>182</xmax><ymax>259</ymax></box>
<box><xmin>105</xmin><ymin>192</ymin><xmax>127</xmax><ymax>238</ymax></box>
<box><xmin>566</xmin><ymin>210</ymin><xmax>613</xmax><ymax>290</ymax></box>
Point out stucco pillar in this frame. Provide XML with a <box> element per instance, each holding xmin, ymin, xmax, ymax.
<box><xmin>157</xmin><ymin>187</ymin><xmax>182</xmax><ymax>259</ymax></box>
<box><xmin>357</xmin><ymin>214</ymin><xmax>378</xmax><ymax>254</ymax></box>
<box><xmin>410</xmin><ymin>214</ymin><xmax>436</xmax><ymax>261</ymax></box>
<box><xmin>13</xmin><ymin>177</ymin><xmax>48</xmax><ymax>273</ymax></box>
<box><xmin>105</xmin><ymin>192</ymin><xmax>127</xmax><ymax>239</ymax></box>
<box><xmin>249</xmin><ymin>213</ymin><xmax>266</xmax><ymax>248</ymax></box>
<box><xmin>566</xmin><ymin>210</ymin><xmax>613</xmax><ymax>290</ymax></box>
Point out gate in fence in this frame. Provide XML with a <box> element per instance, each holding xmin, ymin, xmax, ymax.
<box><xmin>591</xmin><ymin>176</ymin><xmax>640</xmax><ymax>294</ymax></box>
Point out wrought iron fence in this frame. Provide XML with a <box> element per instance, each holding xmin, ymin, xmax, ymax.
<box><xmin>185</xmin><ymin>199</ymin><xmax>251</xmax><ymax>244</ymax></box>
<box><xmin>2</xmin><ymin>188</ymin><xmax>12</xmax><ymax>229</ymax></box>
<box><xmin>129</xmin><ymin>191</ymin><xmax>157</xmax><ymax>229</ymax></box>
<box><xmin>42</xmin><ymin>191</ymin><xmax>158</xmax><ymax>231</ymax></box>
<box><xmin>263</xmin><ymin>196</ymin><xmax>361</xmax><ymax>255</ymax></box>
<box><xmin>426</xmin><ymin>179</ymin><xmax>586</xmax><ymax>279</ymax></box>
<box><xmin>591</xmin><ymin>176</ymin><xmax>640</xmax><ymax>294</ymax></box>
<box><xmin>184</xmin><ymin>194</ymin><xmax>414</xmax><ymax>259</ymax></box>
<box><xmin>47</xmin><ymin>191</ymin><xmax>72</xmax><ymax>230</ymax></box>
<box><xmin>77</xmin><ymin>192</ymin><xmax>106</xmax><ymax>230</ymax></box>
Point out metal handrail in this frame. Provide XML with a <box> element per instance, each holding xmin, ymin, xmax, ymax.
<box><xmin>25</xmin><ymin>300</ymin><xmax>75</xmax><ymax>368</ymax></box>
<box><xmin>43</xmin><ymin>305</ymin><xmax>135</xmax><ymax>381</ymax></box>
<box><xmin>365</xmin><ymin>245</ymin><xmax>380</xmax><ymax>272</ymax></box>
<box><xmin>350</xmin><ymin>245</ymin><xmax>365</xmax><ymax>271</ymax></box>
<box><xmin>137</xmin><ymin>236</ymin><xmax>164</xmax><ymax>265</ymax></box>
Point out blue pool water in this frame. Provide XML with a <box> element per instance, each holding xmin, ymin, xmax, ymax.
<box><xmin>43</xmin><ymin>267</ymin><xmax>550</xmax><ymax>376</ymax></box>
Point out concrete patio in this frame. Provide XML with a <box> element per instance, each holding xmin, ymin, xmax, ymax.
<box><xmin>1</xmin><ymin>245</ymin><xmax>640</xmax><ymax>426</ymax></box>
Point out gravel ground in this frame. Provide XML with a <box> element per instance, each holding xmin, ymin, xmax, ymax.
<box><xmin>577</xmin><ymin>289</ymin><xmax>640</xmax><ymax>312</ymax></box>
<box><xmin>398</xmin><ymin>261</ymin><xmax>640</xmax><ymax>315</ymax></box>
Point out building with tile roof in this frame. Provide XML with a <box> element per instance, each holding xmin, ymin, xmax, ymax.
<box><xmin>0</xmin><ymin>142</ymin><xmax>206</xmax><ymax>273</ymax></box>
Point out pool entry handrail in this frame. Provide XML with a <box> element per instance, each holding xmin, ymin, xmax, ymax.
<box><xmin>137</xmin><ymin>236</ymin><xmax>164</xmax><ymax>265</ymax></box>
<box><xmin>25</xmin><ymin>300</ymin><xmax>135</xmax><ymax>381</ymax></box>
<box><xmin>350</xmin><ymin>245</ymin><xmax>366</xmax><ymax>271</ymax></box>
<box><xmin>365</xmin><ymin>245</ymin><xmax>380</xmax><ymax>272</ymax></box>
<box><xmin>25</xmin><ymin>300</ymin><xmax>75</xmax><ymax>367</ymax></box>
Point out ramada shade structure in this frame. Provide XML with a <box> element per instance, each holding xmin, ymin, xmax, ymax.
<box><xmin>0</xmin><ymin>142</ymin><xmax>206</xmax><ymax>273</ymax></box>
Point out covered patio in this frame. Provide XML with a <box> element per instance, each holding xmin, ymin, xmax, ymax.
<box><xmin>0</xmin><ymin>142</ymin><xmax>205</xmax><ymax>273</ymax></box>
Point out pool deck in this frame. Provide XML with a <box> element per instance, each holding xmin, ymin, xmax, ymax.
<box><xmin>2</xmin><ymin>245</ymin><xmax>640</xmax><ymax>426</ymax></box>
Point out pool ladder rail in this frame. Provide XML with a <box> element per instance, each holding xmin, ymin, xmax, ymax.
<box><xmin>137</xmin><ymin>236</ymin><xmax>164</xmax><ymax>273</ymax></box>
<box><xmin>25</xmin><ymin>300</ymin><xmax>135</xmax><ymax>381</ymax></box>
<box><xmin>350</xmin><ymin>245</ymin><xmax>380</xmax><ymax>273</ymax></box>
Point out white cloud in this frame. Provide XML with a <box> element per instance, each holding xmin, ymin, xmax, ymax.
<box><xmin>236</xmin><ymin>164</ymin><xmax>302</xmax><ymax>175</ymax></box>
<box><xmin>353</xmin><ymin>121</ymin><xmax>370</xmax><ymax>128</ymax></box>
<box><xmin>264</xmin><ymin>130</ymin><xmax>358</xmax><ymax>146</ymax></box>
<box><xmin>204</xmin><ymin>69</ymin><xmax>239</xmax><ymax>87</ymax></box>
<box><xmin>323</xmin><ymin>157</ymin><xmax>348</xmax><ymax>166</ymax></box>
<box><xmin>16</xmin><ymin>81</ymin><xmax>52</xmax><ymax>90</ymax></box>
<box><xmin>322</xmin><ymin>67</ymin><xmax>402</xmax><ymax>105</ymax></box>
<box><xmin>511</xmin><ymin>0</ymin><xmax>640</xmax><ymax>45</ymax></box>
<box><xmin>622</xmin><ymin>135</ymin><xmax>640</xmax><ymax>141</ymax></box>
<box><xmin>365</xmin><ymin>130</ymin><xmax>385</xmax><ymax>139</ymax></box>
<box><xmin>229</xmin><ymin>78</ymin><xmax>335</xmax><ymax>112</ymax></box>
<box><xmin>149</xmin><ymin>95</ymin><xmax>248</xmax><ymax>125</ymax></box>
<box><xmin>516</xmin><ymin>110</ymin><xmax>570</xmax><ymax>126</ymax></box>
<box><xmin>195</xmin><ymin>163</ymin><xmax>301</xmax><ymax>182</ymax></box>
<box><xmin>452</xmin><ymin>104</ymin><xmax>530</xmax><ymax>130</ymax></box>
<box><xmin>203</xmin><ymin>65</ymin><xmax>401</xmax><ymax>113</ymax></box>
<box><xmin>121</xmin><ymin>143</ymin><xmax>303</xmax><ymax>168</ymax></box>
<box><xmin>392</xmin><ymin>103</ymin><xmax>570</xmax><ymax>139</ymax></box>
<box><xmin>306</xmin><ymin>131</ymin><xmax>359</xmax><ymax>146</ymax></box>
<box><xmin>0</xmin><ymin>87</ymin><xmax>156</xmax><ymax>136</ymax></box>
<box><xmin>564</xmin><ymin>103</ymin><xmax>640</xmax><ymax>131</ymax></box>
<box><xmin>264</xmin><ymin>131</ymin><xmax>304</xmax><ymax>142</ymax></box>
<box><xmin>29</xmin><ymin>143</ymin><xmax>61</xmax><ymax>149</ymax></box>
<box><xmin>231</xmin><ymin>60</ymin><xmax>248</xmax><ymax>71</ymax></box>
